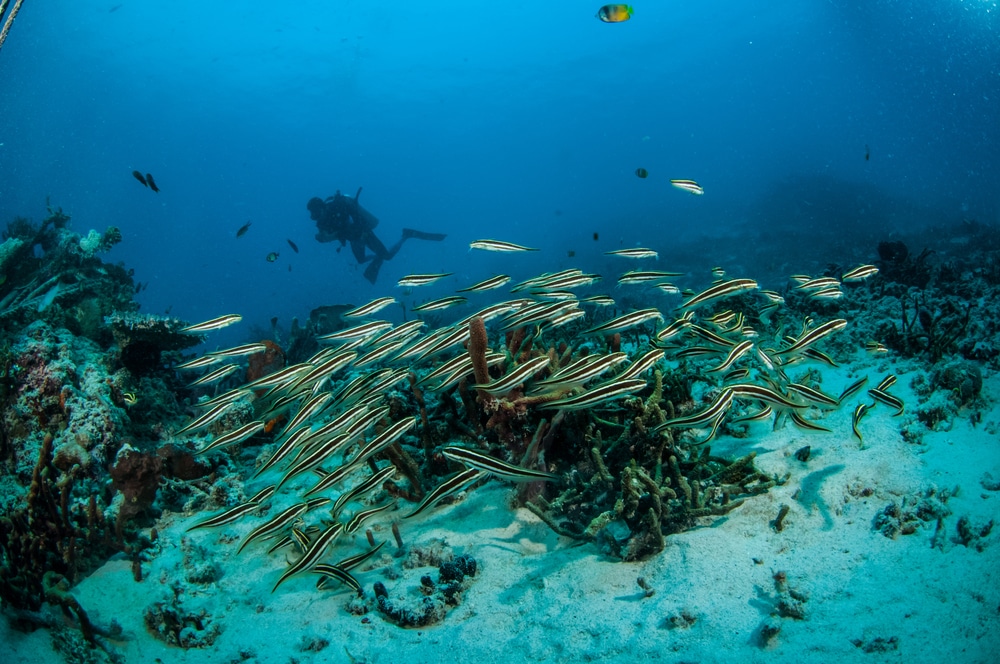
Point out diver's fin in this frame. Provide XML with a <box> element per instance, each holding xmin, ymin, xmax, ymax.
<box><xmin>402</xmin><ymin>229</ymin><xmax>447</xmax><ymax>241</ymax></box>
<box><xmin>363</xmin><ymin>258</ymin><xmax>383</xmax><ymax>285</ymax></box>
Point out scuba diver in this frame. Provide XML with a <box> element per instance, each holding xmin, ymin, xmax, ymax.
<box><xmin>307</xmin><ymin>187</ymin><xmax>446</xmax><ymax>284</ymax></box>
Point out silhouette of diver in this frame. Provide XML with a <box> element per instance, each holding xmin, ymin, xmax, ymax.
<box><xmin>307</xmin><ymin>187</ymin><xmax>446</xmax><ymax>284</ymax></box>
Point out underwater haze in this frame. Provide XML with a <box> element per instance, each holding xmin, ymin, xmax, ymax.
<box><xmin>1</xmin><ymin>0</ymin><xmax>997</xmax><ymax>335</ymax></box>
<box><xmin>4</xmin><ymin>3</ymin><xmax>1000</xmax><ymax>663</ymax></box>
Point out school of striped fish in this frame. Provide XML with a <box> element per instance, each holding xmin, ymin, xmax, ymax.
<box><xmin>176</xmin><ymin>242</ymin><xmax>897</xmax><ymax>596</ymax></box>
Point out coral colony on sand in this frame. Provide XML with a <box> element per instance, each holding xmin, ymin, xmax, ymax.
<box><xmin>1</xmin><ymin>206</ymin><xmax>997</xmax><ymax>653</ymax></box>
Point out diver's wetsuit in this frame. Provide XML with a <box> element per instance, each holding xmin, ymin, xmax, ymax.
<box><xmin>308</xmin><ymin>188</ymin><xmax>446</xmax><ymax>284</ymax></box>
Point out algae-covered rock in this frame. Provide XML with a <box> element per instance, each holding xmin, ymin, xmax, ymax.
<box><xmin>105</xmin><ymin>311</ymin><xmax>203</xmax><ymax>375</ymax></box>
<box><xmin>932</xmin><ymin>359</ymin><xmax>983</xmax><ymax>405</ymax></box>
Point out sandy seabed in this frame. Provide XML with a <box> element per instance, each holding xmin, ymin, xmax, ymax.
<box><xmin>3</xmin><ymin>363</ymin><xmax>998</xmax><ymax>664</ymax></box>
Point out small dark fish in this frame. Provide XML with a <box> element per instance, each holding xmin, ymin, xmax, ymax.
<box><xmin>568</xmin><ymin>250</ymin><xmax>576</xmax><ymax>258</ymax></box>
<box><xmin>865</xmin><ymin>144</ymin><xmax>870</xmax><ymax>161</ymax></box>
<box><xmin>132</xmin><ymin>171</ymin><xmax>148</xmax><ymax>187</ymax></box>
<box><xmin>236</xmin><ymin>221</ymin><xmax>252</xmax><ymax>238</ymax></box>
<box><xmin>593</xmin><ymin>232</ymin><xmax>599</xmax><ymax>241</ymax></box>
<box><xmin>145</xmin><ymin>173</ymin><xmax>159</xmax><ymax>192</ymax></box>
<box><xmin>286</xmin><ymin>239</ymin><xmax>299</xmax><ymax>253</ymax></box>
<box><xmin>635</xmin><ymin>167</ymin><xmax>648</xmax><ymax>179</ymax></box>
<box><xmin>266</xmin><ymin>252</ymin><xmax>279</xmax><ymax>262</ymax></box>
<box><xmin>597</xmin><ymin>4</ymin><xmax>632</xmax><ymax>23</ymax></box>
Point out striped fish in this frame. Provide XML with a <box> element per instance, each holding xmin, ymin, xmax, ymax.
<box><xmin>532</xmin><ymin>272</ymin><xmax>601</xmax><ymax>291</ymax></box>
<box><xmin>472</xmin><ymin>355</ymin><xmax>551</xmax><ymax>395</ymax></box>
<box><xmin>542</xmin><ymin>378</ymin><xmax>647</xmax><ymax>411</ymax></box>
<box><xmin>469</xmin><ymin>239</ymin><xmax>539</xmax><ymax>252</ymax></box>
<box><xmin>414</xmin><ymin>324</ymin><xmax>472</xmax><ymax>360</ymax></box>
<box><xmin>655</xmin><ymin>283</ymin><xmax>681</xmax><ymax>295</ymax></box>
<box><xmin>175</xmin><ymin>354</ymin><xmax>226</xmax><ymax>370</ymax></box>
<box><xmin>727</xmin><ymin>383</ymin><xmax>807</xmax><ymax>410</ymax></box>
<box><xmin>786</xmin><ymin>382</ymin><xmax>839</xmax><ymax>408</ymax></box>
<box><xmin>794</xmin><ymin>277</ymin><xmax>841</xmax><ymax>291</ymax></box>
<box><xmin>186</xmin><ymin>500</ymin><xmax>261</xmax><ymax>531</ymax></box>
<box><xmin>656</xmin><ymin>311</ymin><xmax>694</xmax><ymax>341</ymax></box>
<box><xmin>254</xmin><ymin>425</ymin><xmax>316</xmax><ymax>477</ymax></box>
<box><xmin>244</xmin><ymin>363</ymin><xmax>313</xmax><ymax>390</ymax></box>
<box><xmin>838</xmin><ymin>376</ymin><xmax>869</xmax><ymax>402</ymax></box>
<box><xmin>278</xmin><ymin>434</ymin><xmax>352</xmax><ymax>489</ymax></box>
<box><xmin>670</xmin><ymin>179</ymin><xmax>705</xmax><ymax>195</ymax></box>
<box><xmin>876</xmin><ymin>374</ymin><xmax>897</xmax><ymax>391</ymax></box>
<box><xmin>789</xmin><ymin>411</ymin><xmax>832</xmax><ymax>433</ymax></box>
<box><xmin>175</xmin><ymin>401</ymin><xmax>233</xmax><ymax>435</ymax></box>
<box><xmin>426</xmin><ymin>353</ymin><xmax>507</xmax><ymax>392</ymax></box>
<box><xmin>343</xmin><ymin>297</ymin><xmax>397</xmax><ymax>319</ymax></box>
<box><xmin>580</xmin><ymin>295</ymin><xmax>616</xmax><ymax>307</ymax></box>
<box><xmin>457</xmin><ymin>274</ymin><xmax>512</xmax><ymax>293</ymax></box>
<box><xmin>344</xmin><ymin>501</ymin><xmax>396</xmax><ymax>534</ymax></box>
<box><xmin>316</xmin><ymin>320</ymin><xmax>393</xmax><ymax>343</ymax></box>
<box><xmin>332</xmin><ymin>464</ymin><xmax>398</xmax><ymax>515</ymax></box>
<box><xmin>680</xmin><ymin>278</ymin><xmax>758</xmax><ymax>309</ymax></box>
<box><xmin>760</xmin><ymin>290</ymin><xmax>785</xmax><ymax>304</ymax></box>
<box><xmin>810</xmin><ymin>287</ymin><xmax>843</xmax><ymax>300</ymax></box>
<box><xmin>852</xmin><ymin>403</ymin><xmax>870</xmax><ymax>442</ymax></box>
<box><xmin>280</xmin><ymin>393</ymin><xmax>333</xmax><ymax>436</ymax></box>
<box><xmin>404</xmin><ymin>468</ymin><xmax>487</xmax><ymax>520</ymax></box>
<box><xmin>616</xmin><ymin>349</ymin><xmax>664</xmax><ymax>381</ymax></box>
<box><xmin>842</xmin><ymin>265</ymin><xmax>878</xmax><ymax>282</ymax></box>
<box><xmin>179</xmin><ymin>314</ymin><xmax>243</xmax><ymax>334</ymax></box>
<box><xmin>237</xmin><ymin>502</ymin><xmax>311</xmax><ymax>554</ymax></box>
<box><xmin>617</xmin><ymin>270</ymin><xmax>684</xmax><ymax>285</ymax></box>
<box><xmin>500</xmin><ymin>301</ymin><xmax>579</xmax><ymax>331</ymax></box>
<box><xmin>397</xmin><ymin>273</ymin><xmax>453</xmax><ymax>287</ymax></box>
<box><xmin>729</xmin><ymin>404</ymin><xmax>772</xmax><ymax>424</ymax></box>
<box><xmin>371</xmin><ymin>320</ymin><xmax>426</xmax><ymax>347</ymax></box>
<box><xmin>542</xmin><ymin>309</ymin><xmax>586</xmax><ymax>329</ymax></box>
<box><xmin>353</xmin><ymin>339</ymin><xmax>409</xmax><ymax>368</ymax></box>
<box><xmin>207</xmin><ymin>342</ymin><xmax>269</xmax><ymax>358</ymax></box>
<box><xmin>707</xmin><ymin>339</ymin><xmax>754</xmax><ymax>373</ymax></box>
<box><xmin>198</xmin><ymin>420</ymin><xmax>265</xmax><ymax>454</ymax></box>
<box><xmin>313</xmin><ymin>564</ymin><xmax>362</xmax><ymax>596</ymax></box>
<box><xmin>512</xmin><ymin>269</ymin><xmax>583</xmax><ymax>292</ymax></box>
<box><xmin>801</xmin><ymin>348</ymin><xmax>839</xmax><ymax>367</ymax></box>
<box><xmin>196</xmin><ymin>387</ymin><xmax>252</xmax><ymax>409</ymax></box>
<box><xmin>868</xmin><ymin>388</ymin><xmax>904</xmax><ymax>415</ymax></box>
<box><xmin>535</xmin><ymin>352</ymin><xmax>628</xmax><ymax>388</ymax></box>
<box><xmin>653</xmin><ymin>389</ymin><xmax>734</xmax><ymax>431</ymax></box>
<box><xmin>411</xmin><ymin>296</ymin><xmax>468</xmax><ymax>312</ymax></box>
<box><xmin>187</xmin><ymin>363</ymin><xmax>240</xmax><ymax>387</ymax></box>
<box><xmin>606</xmin><ymin>248</ymin><xmax>659</xmax><ymax>259</ymax></box>
<box><xmin>314</xmin><ymin>542</ymin><xmax>386</xmax><ymax>593</ymax></box>
<box><xmin>442</xmin><ymin>446</ymin><xmax>558</xmax><ymax>482</ymax></box>
<box><xmin>584</xmin><ymin>308</ymin><xmax>664</xmax><ymax>335</ymax></box>
<box><xmin>723</xmin><ymin>367</ymin><xmax>751</xmax><ymax>383</ymax></box>
<box><xmin>687</xmin><ymin>323</ymin><xmax>738</xmax><ymax>348</ymax></box>
<box><xmin>866</xmin><ymin>340</ymin><xmax>889</xmax><ymax>354</ymax></box>
<box><xmin>346</xmin><ymin>416</ymin><xmax>417</xmax><ymax>469</ymax></box>
<box><xmin>774</xmin><ymin>319</ymin><xmax>847</xmax><ymax>356</ymax></box>
<box><xmin>272</xmin><ymin>523</ymin><xmax>345</xmax><ymax>591</ymax></box>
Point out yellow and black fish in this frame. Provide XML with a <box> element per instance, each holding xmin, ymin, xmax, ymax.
<box><xmin>266</xmin><ymin>252</ymin><xmax>279</xmax><ymax>262</ymax></box>
<box><xmin>597</xmin><ymin>4</ymin><xmax>632</xmax><ymax>23</ymax></box>
<box><xmin>635</xmin><ymin>167</ymin><xmax>648</xmax><ymax>178</ymax></box>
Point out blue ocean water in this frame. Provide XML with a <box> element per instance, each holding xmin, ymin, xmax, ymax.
<box><xmin>1</xmin><ymin>0</ymin><xmax>997</xmax><ymax>337</ymax></box>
